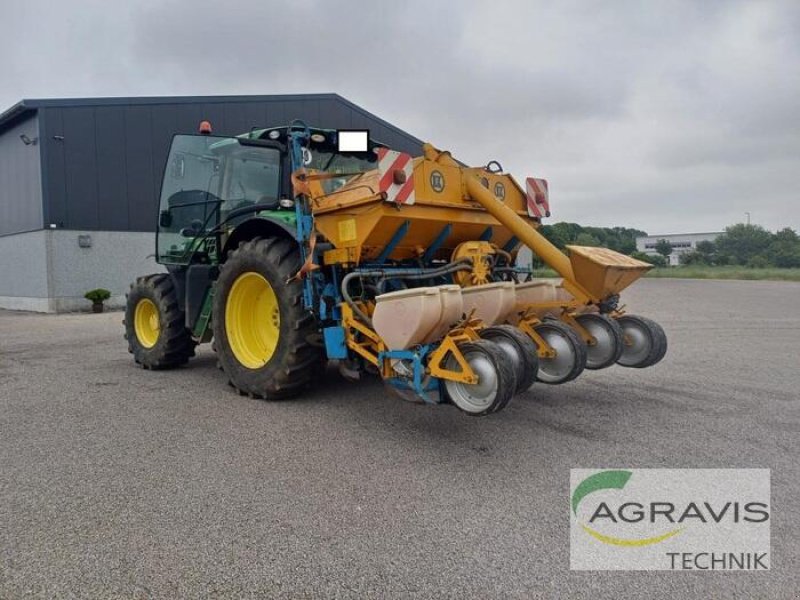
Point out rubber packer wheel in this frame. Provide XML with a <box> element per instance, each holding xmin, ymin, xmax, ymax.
<box><xmin>532</xmin><ymin>320</ymin><xmax>587</xmax><ymax>384</ymax></box>
<box><xmin>615</xmin><ymin>315</ymin><xmax>668</xmax><ymax>368</ymax></box>
<box><xmin>480</xmin><ymin>325</ymin><xmax>539</xmax><ymax>393</ymax></box>
<box><xmin>442</xmin><ymin>339</ymin><xmax>517</xmax><ymax>416</ymax></box>
<box><xmin>575</xmin><ymin>313</ymin><xmax>624</xmax><ymax>370</ymax></box>
<box><xmin>212</xmin><ymin>237</ymin><xmax>322</xmax><ymax>399</ymax></box>
<box><xmin>124</xmin><ymin>273</ymin><xmax>196</xmax><ymax>369</ymax></box>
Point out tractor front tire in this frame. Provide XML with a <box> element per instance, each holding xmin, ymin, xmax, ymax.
<box><xmin>124</xmin><ymin>274</ymin><xmax>196</xmax><ymax>369</ymax></box>
<box><xmin>212</xmin><ymin>237</ymin><xmax>322</xmax><ymax>399</ymax></box>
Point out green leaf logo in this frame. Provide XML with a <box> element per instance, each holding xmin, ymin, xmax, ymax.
<box><xmin>572</xmin><ymin>470</ymin><xmax>683</xmax><ymax>547</ymax></box>
<box><xmin>572</xmin><ymin>470</ymin><xmax>632</xmax><ymax>516</ymax></box>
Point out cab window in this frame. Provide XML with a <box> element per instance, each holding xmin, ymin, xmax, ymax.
<box><xmin>157</xmin><ymin>135</ymin><xmax>281</xmax><ymax>264</ymax></box>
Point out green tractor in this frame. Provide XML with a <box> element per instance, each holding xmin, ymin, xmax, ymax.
<box><xmin>124</xmin><ymin>122</ymin><xmax>380</xmax><ymax>398</ymax></box>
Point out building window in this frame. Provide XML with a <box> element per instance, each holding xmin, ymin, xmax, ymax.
<box><xmin>644</xmin><ymin>241</ymin><xmax>691</xmax><ymax>250</ymax></box>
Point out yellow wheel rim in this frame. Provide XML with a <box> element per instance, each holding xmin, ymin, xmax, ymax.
<box><xmin>134</xmin><ymin>298</ymin><xmax>160</xmax><ymax>349</ymax></box>
<box><xmin>225</xmin><ymin>272</ymin><xmax>280</xmax><ymax>369</ymax></box>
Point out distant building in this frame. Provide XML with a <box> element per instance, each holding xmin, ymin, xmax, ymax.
<box><xmin>636</xmin><ymin>232</ymin><xmax>723</xmax><ymax>266</ymax></box>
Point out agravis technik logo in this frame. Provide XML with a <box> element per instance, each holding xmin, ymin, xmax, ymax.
<box><xmin>569</xmin><ymin>469</ymin><xmax>771</xmax><ymax>570</ymax></box>
<box><xmin>572</xmin><ymin>470</ymin><xmax>683</xmax><ymax>546</ymax></box>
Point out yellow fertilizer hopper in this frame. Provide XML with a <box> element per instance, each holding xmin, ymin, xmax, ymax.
<box><xmin>296</xmin><ymin>140</ymin><xmax>663</xmax><ymax>390</ymax></box>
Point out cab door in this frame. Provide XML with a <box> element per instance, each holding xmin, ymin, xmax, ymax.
<box><xmin>157</xmin><ymin>134</ymin><xmax>228</xmax><ymax>265</ymax></box>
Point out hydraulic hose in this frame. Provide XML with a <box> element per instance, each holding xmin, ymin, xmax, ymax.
<box><xmin>341</xmin><ymin>260</ymin><xmax>473</xmax><ymax>325</ymax></box>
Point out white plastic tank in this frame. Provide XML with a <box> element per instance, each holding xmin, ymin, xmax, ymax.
<box><xmin>460</xmin><ymin>282</ymin><xmax>516</xmax><ymax>326</ymax></box>
<box><xmin>373</xmin><ymin>287</ymin><xmax>443</xmax><ymax>350</ymax></box>
<box><xmin>555</xmin><ymin>284</ymin><xmax>573</xmax><ymax>303</ymax></box>
<box><xmin>422</xmin><ymin>285</ymin><xmax>464</xmax><ymax>343</ymax></box>
<box><xmin>508</xmin><ymin>280</ymin><xmax>562</xmax><ymax>323</ymax></box>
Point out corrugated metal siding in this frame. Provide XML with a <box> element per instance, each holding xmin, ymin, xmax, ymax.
<box><xmin>38</xmin><ymin>97</ymin><xmax>422</xmax><ymax>232</ymax></box>
<box><xmin>0</xmin><ymin>116</ymin><xmax>43</xmax><ymax>235</ymax></box>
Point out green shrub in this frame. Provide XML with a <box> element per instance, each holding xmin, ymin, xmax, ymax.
<box><xmin>695</xmin><ymin>240</ymin><xmax>716</xmax><ymax>256</ymax></box>
<box><xmin>654</xmin><ymin>238</ymin><xmax>673</xmax><ymax>259</ymax></box>
<box><xmin>84</xmin><ymin>288</ymin><xmax>112</xmax><ymax>303</ymax></box>
<box><xmin>768</xmin><ymin>241</ymin><xmax>800</xmax><ymax>268</ymax></box>
<box><xmin>574</xmin><ymin>232</ymin><xmax>601</xmax><ymax>247</ymax></box>
<box><xmin>631</xmin><ymin>252</ymin><xmax>667</xmax><ymax>267</ymax></box>
<box><xmin>746</xmin><ymin>255</ymin><xmax>770</xmax><ymax>269</ymax></box>
<box><xmin>680</xmin><ymin>251</ymin><xmax>708</xmax><ymax>266</ymax></box>
<box><xmin>715</xmin><ymin>224</ymin><xmax>773</xmax><ymax>265</ymax></box>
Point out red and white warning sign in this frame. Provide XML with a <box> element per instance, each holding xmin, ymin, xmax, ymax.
<box><xmin>377</xmin><ymin>147</ymin><xmax>416</xmax><ymax>205</ymax></box>
<box><xmin>525</xmin><ymin>177</ymin><xmax>550</xmax><ymax>218</ymax></box>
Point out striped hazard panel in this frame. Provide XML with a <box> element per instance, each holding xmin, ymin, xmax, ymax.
<box><xmin>525</xmin><ymin>177</ymin><xmax>550</xmax><ymax>218</ymax></box>
<box><xmin>377</xmin><ymin>148</ymin><xmax>415</xmax><ymax>205</ymax></box>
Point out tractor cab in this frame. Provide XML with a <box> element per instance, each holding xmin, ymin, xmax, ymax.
<box><xmin>155</xmin><ymin>124</ymin><xmax>383</xmax><ymax>266</ymax></box>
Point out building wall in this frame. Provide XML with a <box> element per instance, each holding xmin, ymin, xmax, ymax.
<box><xmin>0</xmin><ymin>116</ymin><xmax>43</xmax><ymax>235</ymax></box>
<box><xmin>0</xmin><ymin>229</ymin><xmax>161</xmax><ymax>312</ymax></box>
<box><xmin>0</xmin><ymin>230</ymin><xmax>50</xmax><ymax>311</ymax></box>
<box><xmin>37</xmin><ymin>95</ymin><xmax>423</xmax><ymax>233</ymax></box>
<box><xmin>47</xmin><ymin>230</ymin><xmax>165</xmax><ymax>312</ymax></box>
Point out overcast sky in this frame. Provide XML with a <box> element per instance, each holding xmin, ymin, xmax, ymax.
<box><xmin>2</xmin><ymin>1</ymin><xmax>797</xmax><ymax>235</ymax></box>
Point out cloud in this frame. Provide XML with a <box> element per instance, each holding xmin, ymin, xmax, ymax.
<box><xmin>1</xmin><ymin>0</ymin><xmax>798</xmax><ymax>234</ymax></box>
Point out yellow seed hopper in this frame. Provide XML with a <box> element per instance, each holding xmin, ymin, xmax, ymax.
<box><xmin>305</xmin><ymin>142</ymin><xmax>651</xmax><ymax>305</ymax></box>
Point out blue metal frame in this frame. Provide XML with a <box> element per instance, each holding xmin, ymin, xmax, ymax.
<box><xmin>323</xmin><ymin>326</ymin><xmax>348</xmax><ymax>359</ymax></box>
<box><xmin>288</xmin><ymin>120</ymin><xmax>317</xmax><ymax>310</ymax></box>
<box><xmin>279</xmin><ymin>123</ymin><xmax>474</xmax><ymax>406</ymax></box>
<box><xmin>375</xmin><ymin>220</ymin><xmax>411</xmax><ymax>265</ymax></box>
<box><xmin>422</xmin><ymin>223</ymin><xmax>452</xmax><ymax>264</ymax></box>
<box><xmin>377</xmin><ymin>345</ymin><xmax>440</xmax><ymax>404</ymax></box>
<box><xmin>503</xmin><ymin>236</ymin><xmax>519</xmax><ymax>252</ymax></box>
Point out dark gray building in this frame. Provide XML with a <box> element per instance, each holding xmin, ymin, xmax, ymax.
<box><xmin>0</xmin><ymin>94</ymin><xmax>423</xmax><ymax>311</ymax></box>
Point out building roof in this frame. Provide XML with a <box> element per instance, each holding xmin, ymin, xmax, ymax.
<box><xmin>0</xmin><ymin>93</ymin><xmax>424</xmax><ymax>145</ymax></box>
<box><xmin>0</xmin><ymin>101</ymin><xmax>36</xmax><ymax>132</ymax></box>
<box><xmin>636</xmin><ymin>232</ymin><xmax>724</xmax><ymax>239</ymax></box>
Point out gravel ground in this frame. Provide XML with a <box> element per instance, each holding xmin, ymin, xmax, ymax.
<box><xmin>1</xmin><ymin>279</ymin><xmax>798</xmax><ymax>599</ymax></box>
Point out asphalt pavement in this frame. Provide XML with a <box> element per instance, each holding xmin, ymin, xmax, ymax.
<box><xmin>1</xmin><ymin>279</ymin><xmax>798</xmax><ymax>599</ymax></box>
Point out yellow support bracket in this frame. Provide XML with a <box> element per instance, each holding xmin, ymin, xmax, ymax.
<box><xmin>447</xmin><ymin>315</ymin><xmax>484</xmax><ymax>340</ymax></box>
<box><xmin>560</xmin><ymin>312</ymin><xmax>596</xmax><ymax>346</ymax></box>
<box><xmin>341</xmin><ymin>303</ymin><xmax>386</xmax><ymax>370</ymax></box>
<box><xmin>428</xmin><ymin>334</ymin><xmax>479</xmax><ymax>385</ymax></box>
<box><xmin>517</xmin><ymin>315</ymin><xmax>557</xmax><ymax>359</ymax></box>
<box><xmin>342</xmin><ymin>304</ymin><xmax>483</xmax><ymax>385</ymax></box>
<box><xmin>515</xmin><ymin>302</ymin><xmax>596</xmax><ymax>347</ymax></box>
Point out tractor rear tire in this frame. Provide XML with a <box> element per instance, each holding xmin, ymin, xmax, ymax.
<box><xmin>480</xmin><ymin>324</ymin><xmax>539</xmax><ymax>393</ymax></box>
<box><xmin>212</xmin><ymin>237</ymin><xmax>322</xmax><ymax>399</ymax></box>
<box><xmin>124</xmin><ymin>274</ymin><xmax>196</xmax><ymax>369</ymax></box>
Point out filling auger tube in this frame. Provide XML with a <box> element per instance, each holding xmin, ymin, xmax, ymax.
<box><xmin>463</xmin><ymin>174</ymin><xmax>594</xmax><ymax>304</ymax></box>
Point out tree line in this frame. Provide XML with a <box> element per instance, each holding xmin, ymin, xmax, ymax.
<box><xmin>535</xmin><ymin>222</ymin><xmax>800</xmax><ymax>269</ymax></box>
<box><xmin>538</xmin><ymin>223</ymin><xmax>647</xmax><ymax>255</ymax></box>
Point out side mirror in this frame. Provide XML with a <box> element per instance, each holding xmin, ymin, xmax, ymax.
<box><xmin>159</xmin><ymin>210</ymin><xmax>172</xmax><ymax>228</ymax></box>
